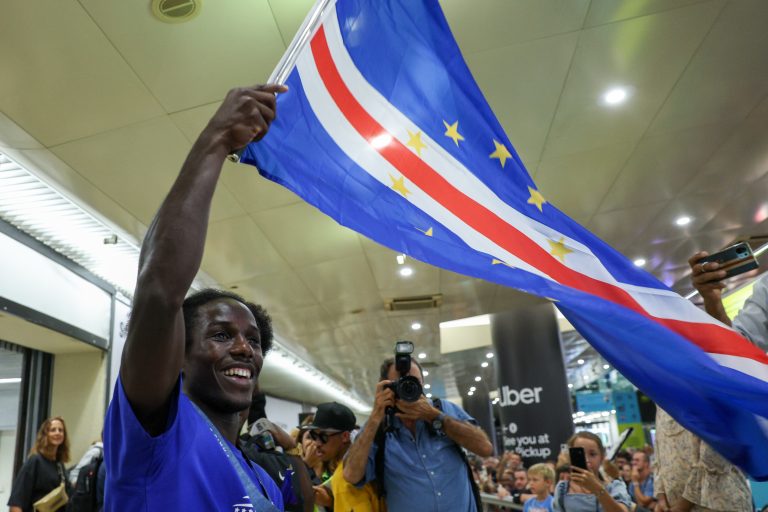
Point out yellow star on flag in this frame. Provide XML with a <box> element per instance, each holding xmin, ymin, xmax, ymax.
<box><xmin>492</xmin><ymin>259</ymin><xmax>514</xmax><ymax>268</ymax></box>
<box><xmin>548</xmin><ymin>237</ymin><xmax>572</xmax><ymax>263</ymax></box>
<box><xmin>489</xmin><ymin>139</ymin><xmax>512</xmax><ymax>168</ymax></box>
<box><xmin>527</xmin><ymin>186</ymin><xmax>547</xmax><ymax>212</ymax></box>
<box><xmin>389</xmin><ymin>174</ymin><xmax>411</xmax><ymax>197</ymax></box>
<box><xmin>417</xmin><ymin>226</ymin><xmax>434</xmax><ymax>237</ymax></box>
<box><xmin>406</xmin><ymin>130</ymin><xmax>427</xmax><ymax>156</ymax></box>
<box><xmin>443</xmin><ymin>120</ymin><xmax>464</xmax><ymax>146</ymax></box>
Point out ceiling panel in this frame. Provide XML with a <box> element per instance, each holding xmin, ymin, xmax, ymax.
<box><xmin>682</xmin><ymin>95</ymin><xmax>768</xmax><ymax>196</ymax></box>
<box><xmin>535</xmin><ymin>141</ymin><xmax>635</xmax><ymax>222</ymax></box>
<box><xmin>229</xmin><ymin>270</ymin><xmax>317</xmax><ymax>314</ymax></box>
<box><xmin>254</xmin><ymin>203</ymin><xmax>364</xmax><ymax>268</ymax></box>
<box><xmin>464</xmin><ymin>32</ymin><xmax>579</xmax><ymax>165</ymax></box>
<box><xmin>267</xmin><ymin>0</ymin><xmax>317</xmax><ymax>47</ymax></box>
<box><xmin>635</xmin><ymin>190</ymin><xmax>740</xmax><ymax>245</ymax></box>
<box><xmin>583</xmin><ymin>0</ymin><xmax>715</xmax><ymax>27</ymax></box>
<box><xmin>700</xmin><ymin>172</ymin><xmax>768</xmax><ymax>234</ymax></box>
<box><xmin>598</xmin><ymin>123</ymin><xmax>735</xmax><ymax>212</ymax></box>
<box><xmin>542</xmin><ymin>1</ymin><xmax>722</xmax><ymax>159</ymax></box>
<box><xmin>78</xmin><ymin>0</ymin><xmax>288</xmax><ymax>113</ymax></box>
<box><xmin>646</xmin><ymin>0</ymin><xmax>768</xmax><ymax>136</ymax></box>
<box><xmin>0</xmin><ymin>0</ymin><xmax>163</xmax><ymax>146</ymax></box>
<box><xmin>586</xmin><ymin>201</ymin><xmax>668</xmax><ymax>254</ymax></box>
<box><xmin>201</xmin><ymin>214</ymin><xmax>290</xmax><ymax>283</ymax></box>
<box><xmin>440</xmin><ymin>0</ymin><xmax>589</xmax><ymax>55</ymax></box>
<box><xmin>296</xmin><ymin>254</ymin><xmax>380</xmax><ymax>303</ymax></box>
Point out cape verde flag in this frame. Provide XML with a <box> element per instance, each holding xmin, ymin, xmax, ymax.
<box><xmin>242</xmin><ymin>0</ymin><xmax>768</xmax><ymax>478</ymax></box>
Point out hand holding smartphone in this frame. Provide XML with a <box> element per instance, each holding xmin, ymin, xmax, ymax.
<box><xmin>698</xmin><ymin>241</ymin><xmax>758</xmax><ymax>280</ymax></box>
<box><xmin>569</xmin><ymin>446</ymin><xmax>587</xmax><ymax>470</ymax></box>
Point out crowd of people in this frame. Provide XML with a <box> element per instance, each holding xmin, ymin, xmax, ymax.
<box><xmin>6</xmin><ymin>85</ymin><xmax>765</xmax><ymax>512</ymax></box>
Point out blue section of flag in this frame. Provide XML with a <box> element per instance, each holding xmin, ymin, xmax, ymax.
<box><xmin>242</xmin><ymin>0</ymin><xmax>768</xmax><ymax>479</ymax></box>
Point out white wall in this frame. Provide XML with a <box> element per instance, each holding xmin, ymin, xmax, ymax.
<box><xmin>264</xmin><ymin>395</ymin><xmax>304</xmax><ymax>432</ymax></box>
<box><xmin>0</xmin><ymin>429</ymin><xmax>17</xmax><ymax>509</ymax></box>
<box><xmin>50</xmin><ymin>351</ymin><xmax>107</xmax><ymax>464</ymax></box>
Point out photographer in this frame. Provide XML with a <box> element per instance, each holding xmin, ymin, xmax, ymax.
<box><xmin>342</xmin><ymin>347</ymin><xmax>493</xmax><ymax>512</ymax></box>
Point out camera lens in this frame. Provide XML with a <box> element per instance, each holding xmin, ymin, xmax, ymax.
<box><xmin>397</xmin><ymin>375</ymin><xmax>423</xmax><ymax>402</ymax></box>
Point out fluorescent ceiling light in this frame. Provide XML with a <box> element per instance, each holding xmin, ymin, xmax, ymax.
<box><xmin>674</xmin><ymin>216</ymin><xmax>692</xmax><ymax>226</ymax></box>
<box><xmin>0</xmin><ymin>378</ymin><xmax>22</xmax><ymax>384</ymax></box>
<box><xmin>396</xmin><ymin>253</ymin><xmax>406</xmax><ymax>265</ymax></box>
<box><xmin>439</xmin><ymin>314</ymin><xmax>490</xmax><ymax>329</ymax></box>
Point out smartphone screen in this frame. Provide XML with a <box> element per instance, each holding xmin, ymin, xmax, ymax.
<box><xmin>569</xmin><ymin>446</ymin><xmax>587</xmax><ymax>470</ymax></box>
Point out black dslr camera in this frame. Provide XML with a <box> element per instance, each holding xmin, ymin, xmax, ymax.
<box><xmin>384</xmin><ymin>341</ymin><xmax>423</xmax><ymax>431</ymax></box>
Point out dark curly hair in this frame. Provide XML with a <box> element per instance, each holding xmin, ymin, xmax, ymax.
<box><xmin>182</xmin><ymin>288</ymin><xmax>273</xmax><ymax>355</ymax></box>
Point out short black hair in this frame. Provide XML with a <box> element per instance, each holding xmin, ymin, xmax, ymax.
<box><xmin>182</xmin><ymin>288</ymin><xmax>273</xmax><ymax>354</ymax></box>
<box><xmin>379</xmin><ymin>356</ymin><xmax>424</xmax><ymax>381</ymax></box>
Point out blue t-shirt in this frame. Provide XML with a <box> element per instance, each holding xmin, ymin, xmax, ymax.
<box><xmin>524</xmin><ymin>494</ymin><xmax>554</xmax><ymax>512</ymax></box>
<box><xmin>360</xmin><ymin>399</ymin><xmax>477</xmax><ymax>512</ymax></box>
<box><xmin>104</xmin><ymin>376</ymin><xmax>283</xmax><ymax>511</ymax></box>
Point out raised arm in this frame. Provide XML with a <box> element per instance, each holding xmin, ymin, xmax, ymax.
<box><xmin>120</xmin><ymin>85</ymin><xmax>286</xmax><ymax>434</ymax></box>
<box><xmin>343</xmin><ymin>381</ymin><xmax>393</xmax><ymax>484</ymax></box>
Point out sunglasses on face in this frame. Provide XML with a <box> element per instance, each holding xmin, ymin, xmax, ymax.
<box><xmin>308</xmin><ymin>430</ymin><xmax>343</xmax><ymax>444</ymax></box>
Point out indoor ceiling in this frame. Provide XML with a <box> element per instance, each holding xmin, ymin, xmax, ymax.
<box><xmin>2</xmin><ymin>0</ymin><xmax>768</xmax><ymax>407</ymax></box>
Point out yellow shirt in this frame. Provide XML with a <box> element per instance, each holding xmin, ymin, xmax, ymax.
<box><xmin>329</xmin><ymin>461</ymin><xmax>385</xmax><ymax>512</ymax></box>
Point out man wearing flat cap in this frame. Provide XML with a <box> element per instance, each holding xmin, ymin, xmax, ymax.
<box><xmin>303</xmin><ymin>402</ymin><xmax>383</xmax><ymax>511</ymax></box>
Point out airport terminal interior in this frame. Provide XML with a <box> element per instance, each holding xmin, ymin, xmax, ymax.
<box><xmin>2</xmin><ymin>0</ymin><xmax>768</xmax><ymax>509</ymax></box>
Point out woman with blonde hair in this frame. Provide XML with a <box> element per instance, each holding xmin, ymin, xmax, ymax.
<box><xmin>8</xmin><ymin>416</ymin><xmax>71</xmax><ymax>512</ymax></box>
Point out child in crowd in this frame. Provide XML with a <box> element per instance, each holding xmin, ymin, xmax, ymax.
<box><xmin>524</xmin><ymin>463</ymin><xmax>555</xmax><ymax>512</ymax></box>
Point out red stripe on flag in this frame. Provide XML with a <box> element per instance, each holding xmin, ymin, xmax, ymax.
<box><xmin>309</xmin><ymin>26</ymin><xmax>768</xmax><ymax>366</ymax></box>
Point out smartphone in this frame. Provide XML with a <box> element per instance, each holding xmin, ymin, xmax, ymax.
<box><xmin>698</xmin><ymin>242</ymin><xmax>758</xmax><ymax>279</ymax></box>
<box><xmin>569</xmin><ymin>446</ymin><xmax>587</xmax><ymax>470</ymax></box>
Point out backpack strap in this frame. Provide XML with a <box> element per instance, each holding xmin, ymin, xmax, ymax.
<box><xmin>556</xmin><ymin>480</ymin><xmax>569</xmax><ymax>510</ymax></box>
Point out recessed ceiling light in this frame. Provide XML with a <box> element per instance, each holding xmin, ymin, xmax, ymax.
<box><xmin>633</xmin><ymin>258</ymin><xmax>646</xmax><ymax>267</ymax></box>
<box><xmin>424</xmin><ymin>383</ymin><xmax>431</xmax><ymax>389</ymax></box>
<box><xmin>577</xmin><ymin>359</ymin><xmax>585</xmax><ymax>365</ymax></box>
<box><xmin>603</xmin><ymin>87</ymin><xmax>628</xmax><ymax>106</ymax></box>
<box><xmin>418</xmin><ymin>352</ymin><xmax>427</xmax><ymax>359</ymax></box>
<box><xmin>470</xmin><ymin>386</ymin><xmax>476</xmax><ymax>392</ymax></box>
<box><xmin>567</xmin><ymin>383</ymin><xmax>574</xmax><ymax>389</ymax></box>
<box><xmin>399</xmin><ymin>267</ymin><xmax>413</xmax><ymax>277</ymax></box>
<box><xmin>426</xmin><ymin>392</ymin><xmax>433</xmax><ymax>398</ymax></box>
<box><xmin>474</xmin><ymin>376</ymin><xmax>481</xmax><ymax>382</ymax></box>
<box><xmin>468</xmin><ymin>391</ymin><xmax>474</xmax><ymax>396</ymax></box>
<box><xmin>422</xmin><ymin>370</ymin><xmax>429</xmax><ymax>377</ymax></box>
<box><xmin>486</xmin><ymin>352</ymin><xmax>494</xmax><ymax>359</ymax></box>
<box><xmin>481</xmin><ymin>361</ymin><xmax>489</xmax><ymax>368</ymax></box>
<box><xmin>603</xmin><ymin>364</ymin><xmax>610</xmax><ymax>370</ymax></box>
<box><xmin>675</xmin><ymin>216</ymin><xmax>692</xmax><ymax>226</ymax></box>
<box><xmin>411</xmin><ymin>322</ymin><xmax>422</xmax><ymax>330</ymax></box>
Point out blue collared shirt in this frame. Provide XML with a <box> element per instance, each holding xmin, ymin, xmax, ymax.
<box><xmin>360</xmin><ymin>399</ymin><xmax>477</xmax><ymax>512</ymax></box>
<box><xmin>628</xmin><ymin>474</ymin><xmax>654</xmax><ymax>507</ymax></box>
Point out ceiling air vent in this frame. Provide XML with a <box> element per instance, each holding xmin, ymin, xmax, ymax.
<box><xmin>385</xmin><ymin>294</ymin><xmax>443</xmax><ymax>311</ymax></box>
<box><xmin>151</xmin><ymin>0</ymin><xmax>201</xmax><ymax>23</ymax></box>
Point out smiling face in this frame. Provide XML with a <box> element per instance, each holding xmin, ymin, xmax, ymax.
<box><xmin>47</xmin><ymin>420</ymin><xmax>65</xmax><ymax>447</ymax></box>
<box><xmin>183</xmin><ymin>298</ymin><xmax>262</xmax><ymax>414</ymax></box>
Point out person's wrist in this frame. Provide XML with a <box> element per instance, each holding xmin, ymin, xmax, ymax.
<box><xmin>427</xmin><ymin>407</ymin><xmax>441</xmax><ymax>422</ymax></box>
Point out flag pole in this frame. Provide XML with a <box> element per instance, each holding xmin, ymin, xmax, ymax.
<box><xmin>228</xmin><ymin>0</ymin><xmax>336</xmax><ymax>163</ymax></box>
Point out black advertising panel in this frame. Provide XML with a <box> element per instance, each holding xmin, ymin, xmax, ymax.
<box><xmin>491</xmin><ymin>305</ymin><xmax>574</xmax><ymax>465</ymax></box>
